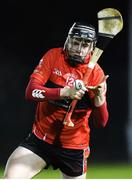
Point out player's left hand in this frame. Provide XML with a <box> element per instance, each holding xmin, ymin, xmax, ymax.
<box><xmin>87</xmin><ymin>75</ymin><xmax>109</xmax><ymax>107</ymax></box>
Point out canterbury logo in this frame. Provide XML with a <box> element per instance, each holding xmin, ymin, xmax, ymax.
<box><xmin>32</xmin><ymin>89</ymin><xmax>45</xmax><ymax>99</ymax></box>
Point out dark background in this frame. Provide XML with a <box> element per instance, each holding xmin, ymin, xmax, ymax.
<box><xmin>0</xmin><ymin>0</ymin><xmax>128</xmax><ymax>166</ymax></box>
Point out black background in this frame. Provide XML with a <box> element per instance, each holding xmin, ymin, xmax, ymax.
<box><xmin>0</xmin><ymin>0</ymin><xmax>128</xmax><ymax>166</ymax></box>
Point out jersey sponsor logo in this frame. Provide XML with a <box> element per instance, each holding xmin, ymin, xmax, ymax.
<box><xmin>32</xmin><ymin>89</ymin><xmax>45</xmax><ymax>99</ymax></box>
<box><xmin>53</xmin><ymin>68</ymin><xmax>62</xmax><ymax>76</ymax></box>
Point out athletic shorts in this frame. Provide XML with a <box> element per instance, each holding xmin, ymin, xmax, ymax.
<box><xmin>20</xmin><ymin>133</ymin><xmax>90</xmax><ymax>177</ymax></box>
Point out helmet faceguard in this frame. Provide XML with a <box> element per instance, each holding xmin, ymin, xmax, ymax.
<box><xmin>64</xmin><ymin>22</ymin><xmax>97</xmax><ymax>66</ymax></box>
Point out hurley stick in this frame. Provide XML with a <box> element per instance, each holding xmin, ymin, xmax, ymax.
<box><xmin>63</xmin><ymin>8</ymin><xmax>123</xmax><ymax>127</ymax></box>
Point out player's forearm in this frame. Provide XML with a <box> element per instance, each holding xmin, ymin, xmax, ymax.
<box><xmin>25</xmin><ymin>78</ymin><xmax>87</xmax><ymax>102</ymax></box>
<box><xmin>92</xmin><ymin>101</ymin><xmax>109</xmax><ymax>128</ymax></box>
<box><xmin>25</xmin><ymin>78</ymin><xmax>61</xmax><ymax>101</ymax></box>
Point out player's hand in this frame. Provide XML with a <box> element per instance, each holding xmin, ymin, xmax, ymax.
<box><xmin>60</xmin><ymin>79</ymin><xmax>87</xmax><ymax>100</ymax></box>
<box><xmin>88</xmin><ymin>75</ymin><xmax>109</xmax><ymax>107</ymax></box>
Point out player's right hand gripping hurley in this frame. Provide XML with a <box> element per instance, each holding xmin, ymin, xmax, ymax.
<box><xmin>60</xmin><ymin>80</ymin><xmax>87</xmax><ymax>127</ymax></box>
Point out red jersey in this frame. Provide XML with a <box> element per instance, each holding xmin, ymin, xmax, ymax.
<box><xmin>26</xmin><ymin>47</ymin><xmax>109</xmax><ymax>149</ymax></box>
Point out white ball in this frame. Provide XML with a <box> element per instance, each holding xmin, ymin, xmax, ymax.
<box><xmin>74</xmin><ymin>80</ymin><xmax>83</xmax><ymax>90</ymax></box>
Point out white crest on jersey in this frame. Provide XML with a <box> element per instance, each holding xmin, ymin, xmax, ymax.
<box><xmin>52</xmin><ymin>68</ymin><xmax>62</xmax><ymax>76</ymax></box>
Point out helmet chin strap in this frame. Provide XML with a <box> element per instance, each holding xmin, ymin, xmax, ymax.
<box><xmin>71</xmin><ymin>55</ymin><xmax>84</xmax><ymax>62</ymax></box>
<box><xmin>65</xmin><ymin>48</ymin><xmax>92</xmax><ymax>67</ymax></box>
<box><xmin>68</xmin><ymin>55</ymin><xmax>84</xmax><ymax>67</ymax></box>
<box><xmin>66</xmin><ymin>44</ymin><xmax>93</xmax><ymax>67</ymax></box>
